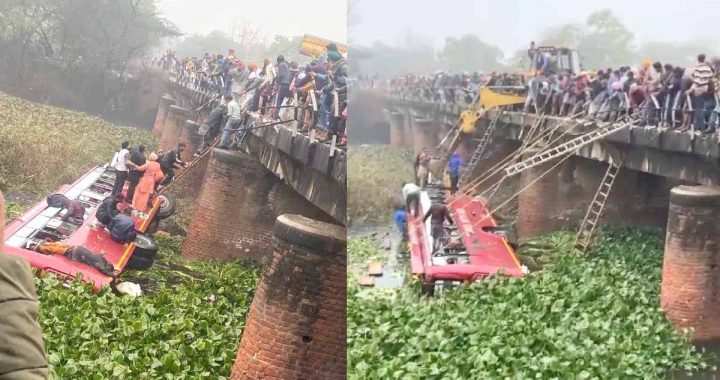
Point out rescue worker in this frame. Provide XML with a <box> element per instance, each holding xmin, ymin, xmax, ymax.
<box><xmin>131</xmin><ymin>152</ymin><xmax>165</xmax><ymax>213</ymax></box>
<box><xmin>415</xmin><ymin>148</ymin><xmax>431</xmax><ymax>187</ymax></box>
<box><xmin>159</xmin><ymin>143</ymin><xmax>189</xmax><ymax>187</ymax></box>
<box><xmin>447</xmin><ymin>152</ymin><xmax>463</xmax><ymax>194</ymax></box>
<box><xmin>110</xmin><ymin>141</ymin><xmax>131</xmax><ymax>196</ymax></box>
<box><xmin>109</xmin><ymin>208</ymin><xmax>137</xmax><ymax>244</ymax></box>
<box><xmin>96</xmin><ymin>194</ymin><xmax>123</xmax><ymax>226</ymax></box>
<box><xmin>32</xmin><ymin>240</ymin><xmax>115</xmax><ymax>276</ymax></box>
<box><xmin>218</xmin><ymin>95</ymin><xmax>244</xmax><ymax>149</ymax></box>
<box><xmin>394</xmin><ymin>206</ymin><xmax>408</xmax><ymax>241</ymax></box>
<box><xmin>424</xmin><ymin>201</ymin><xmax>454</xmax><ymax>251</ymax></box>
<box><xmin>0</xmin><ymin>191</ymin><xmax>49</xmax><ymax>379</ymax></box>
<box><xmin>195</xmin><ymin>102</ymin><xmax>228</xmax><ymax>156</ymax></box>
<box><xmin>127</xmin><ymin>145</ymin><xmax>146</xmax><ymax>202</ymax></box>
<box><xmin>402</xmin><ymin>182</ymin><xmax>422</xmax><ymax>213</ymax></box>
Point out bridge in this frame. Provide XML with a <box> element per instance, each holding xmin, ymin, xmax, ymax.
<box><xmin>378</xmin><ymin>89</ymin><xmax>720</xmax><ymax>344</ymax></box>
<box><xmin>151</xmin><ymin>70</ymin><xmax>347</xmax><ymax>378</ymax></box>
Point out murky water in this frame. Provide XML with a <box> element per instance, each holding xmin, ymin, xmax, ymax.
<box><xmin>349</xmin><ymin>223</ymin><xmax>408</xmax><ymax>289</ymax></box>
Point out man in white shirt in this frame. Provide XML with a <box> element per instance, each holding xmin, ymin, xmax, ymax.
<box><xmin>402</xmin><ymin>182</ymin><xmax>422</xmax><ymax>213</ymax></box>
<box><xmin>218</xmin><ymin>95</ymin><xmax>244</xmax><ymax>149</ymax></box>
<box><xmin>111</xmin><ymin>140</ymin><xmax>132</xmax><ymax>196</ymax></box>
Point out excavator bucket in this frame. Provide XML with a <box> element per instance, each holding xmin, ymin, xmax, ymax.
<box><xmin>477</xmin><ymin>87</ymin><xmax>526</xmax><ymax>110</ymax></box>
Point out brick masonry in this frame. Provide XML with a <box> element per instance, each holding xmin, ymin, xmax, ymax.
<box><xmin>231</xmin><ymin>214</ymin><xmax>347</xmax><ymax>380</ymax></box>
<box><xmin>661</xmin><ymin>185</ymin><xmax>720</xmax><ymax>342</ymax></box>
<box><xmin>153</xmin><ymin>95</ymin><xmax>175</xmax><ymax>137</ymax></box>
<box><xmin>516</xmin><ymin>149</ymin><xmax>674</xmax><ymax>240</ymax></box>
<box><xmin>181</xmin><ymin>148</ymin><xmax>276</xmax><ymax>262</ymax></box>
<box><xmin>159</xmin><ymin>105</ymin><xmax>191</xmax><ymax>151</ymax></box>
<box><xmin>389</xmin><ymin>111</ymin><xmax>405</xmax><ymax>147</ymax></box>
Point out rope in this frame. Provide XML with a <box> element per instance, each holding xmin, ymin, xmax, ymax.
<box><xmin>470</xmin><ymin>149</ymin><xmax>576</xmax><ymax>229</ymax></box>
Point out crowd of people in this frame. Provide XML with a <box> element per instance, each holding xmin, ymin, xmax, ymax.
<box><xmin>158</xmin><ymin>45</ymin><xmax>348</xmax><ymax>144</ymax></box>
<box><xmin>389</xmin><ymin>53</ymin><xmax>720</xmax><ymax>135</ymax></box>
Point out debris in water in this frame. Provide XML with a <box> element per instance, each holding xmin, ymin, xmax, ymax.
<box><xmin>116</xmin><ymin>282</ymin><xmax>143</xmax><ymax>297</ymax></box>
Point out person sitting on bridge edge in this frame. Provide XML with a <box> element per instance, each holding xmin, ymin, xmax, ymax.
<box><xmin>109</xmin><ymin>207</ymin><xmax>137</xmax><ymax>245</ymax></box>
<box><xmin>159</xmin><ymin>143</ymin><xmax>189</xmax><ymax>187</ymax></box>
<box><xmin>447</xmin><ymin>152</ymin><xmax>463</xmax><ymax>194</ymax></box>
<box><xmin>31</xmin><ymin>240</ymin><xmax>116</xmax><ymax>276</ymax></box>
<box><xmin>96</xmin><ymin>194</ymin><xmax>124</xmax><ymax>227</ymax></box>
<box><xmin>424</xmin><ymin>201</ymin><xmax>454</xmax><ymax>251</ymax></box>
<box><xmin>47</xmin><ymin>193</ymin><xmax>86</xmax><ymax>225</ymax></box>
<box><xmin>218</xmin><ymin>95</ymin><xmax>244</xmax><ymax>149</ymax></box>
<box><xmin>195</xmin><ymin>102</ymin><xmax>228</xmax><ymax>157</ymax></box>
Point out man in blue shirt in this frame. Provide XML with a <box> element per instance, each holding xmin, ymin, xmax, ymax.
<box><xmin>447</xmin><ymin>152</ymin><xmax>463</xmax><ymax>194</ymax></box>
<box><xmin>393</xmin><ymin>207</ymin><xmax>408</xmax><ymax>241</ymax></box>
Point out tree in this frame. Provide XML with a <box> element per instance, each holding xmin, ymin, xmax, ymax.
<box><xmin>173</xmin><ymin>31</ymin><xmax>238</xmax><ymax>59</ymax></box>
<box><xmin>228</xmin><ymin>17</ymin><xmax>268</xmax><ymax>59</ymax></box>
<box><xmin>539</xmin><ymin>23</ymin><xmax>584</xmax><ymax>48</ymax></box>
<box><xmin>438</xmin><ymin>34</ymin><xmax>504</xmax><ymax>72</ymax></box>
<box><xmin>576</xmin><ymin>9</ymin><xmax>634</xmax><ymax>68</ymax></box>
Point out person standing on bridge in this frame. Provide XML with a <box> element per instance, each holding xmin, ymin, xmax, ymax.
<box><xmin>274</xmin><ymin>55</ymin><xmax>291</xmax><ymax>120</ymax></box>
<box><xmin>218</xmin><ymin>95</ymin><xmax>244</xmax><ymax>149</ymax></box>
<box><xmin>110</xmin><ymin>141</ymin><xmax>131</xmax><ymax>196</ymax></box>
<box><xmin>689</xmin><ymin>54</ymin><xmax>716</xmax><ymax>134</ymax></box>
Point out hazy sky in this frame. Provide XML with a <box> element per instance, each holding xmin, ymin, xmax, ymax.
<box><xmin>156</xmin><ymin>0</ymin><xmax>347</xmax><ymax>43</ymax></box>
<box><xmin>350</xmin><ymin>0</ymin><xmax>720</xmax><ymax>56</ymax></box>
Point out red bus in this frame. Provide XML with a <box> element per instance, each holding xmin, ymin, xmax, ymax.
<box><xmin>2</xmin><ymin>166</ymin><xmax>176</xmax><ymax>291</ymax></box>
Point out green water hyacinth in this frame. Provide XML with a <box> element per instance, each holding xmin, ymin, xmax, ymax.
<box><xmin>348</xmin><ymin>229</ymin><xmax>711</xmax><ymax>379</ymax></box>
<box><xmin>36</xmin><ymin>235</ymin><xmax>260</xmax><ymax>379</ymax></box>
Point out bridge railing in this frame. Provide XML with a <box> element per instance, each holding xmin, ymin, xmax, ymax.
<box><xmin>385</xmin><ymin>84</ymin><xmax>720</xmax><ymax>134</ymax></box>
<box><xmin>170</xmin><ymin>67</ymin><xmax>347</xmax><ymax>150</ymax></box>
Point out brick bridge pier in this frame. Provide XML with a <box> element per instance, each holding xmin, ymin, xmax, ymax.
<box><xmin>153</xmin><ymin>75</ymin><xmax>347</xmax><ymax>378</ymax></box>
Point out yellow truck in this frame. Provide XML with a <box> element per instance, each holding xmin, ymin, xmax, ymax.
<box><xmin>299</xmin><ymin>34</ymin><xmax>347</xmax><ymax>59</ymax></box>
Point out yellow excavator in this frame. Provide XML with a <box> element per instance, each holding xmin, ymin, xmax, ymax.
<box><xmin>299</xmin><ymin>34</ymin><xmax>347</xmax><ymax>59</ymax></box>
<box><xmin>437</xmin><ymin>86</ymin><xmax>526</xmax><ymax>157</ymax></box>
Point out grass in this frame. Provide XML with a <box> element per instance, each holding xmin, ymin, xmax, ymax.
<box><xmin>0</xmin><ymin>91</ymin><xmax>157</xmax><ymax>206</ymax></box>
<box><xmin>348</xmin><ymin>145</ymin><xmax>414</xmax><ymax>225</ymax></box>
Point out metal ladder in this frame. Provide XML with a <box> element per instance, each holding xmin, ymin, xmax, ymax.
<box><xmin>573</xmin><ymin>158</ymin><xmax>623</xmax><ymax>254</ymax></box>
<box><xmin>504</xmin><ymin>118</ymin><xmax>635</xmax><ymax>177</ymax></box>
<box><xmin>458</xmin><ymin>108</ymin><xmax>504</xmax><ymax>186</ymax></box>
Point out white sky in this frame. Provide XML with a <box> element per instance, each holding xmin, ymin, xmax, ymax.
<box><xmin>156</xmin><ymin>0</ymin><xmax>347</xmax><ymax>43</ymax></box>
<box><xmin>350</xmin><ymin>0</ymin><xmax>720</xmax><ymax>56</ymax></box>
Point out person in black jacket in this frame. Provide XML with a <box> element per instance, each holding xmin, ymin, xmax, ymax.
<box><xmin>159</xmin><ymin>143</ymin><xmax>188</xmax><ymax>187</ymax></box>
<box><xmin>95</xmin><ymin>194</ymin><xmax>123</xmax><ymax>226</ymax></box>
<box><xmin>127</xmin><ymin>145</ymin><xmax>146</xmax><ymax>202</ymax></box>
<box><xmin>109</xmin><ymin>208</ymin><xmax>137</xmax><ymax>244</ymax></box>
<box><xmin>195</xmin><ymin>103</ymin><xmax>227</xmax><ymax>156</ymax></box>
